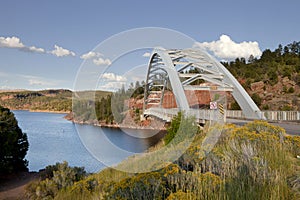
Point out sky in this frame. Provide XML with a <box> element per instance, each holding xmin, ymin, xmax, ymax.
<box><xmin>0</xmin><ymin>0</ymin><xmax>299</xmax><ymax>91</ymax></box>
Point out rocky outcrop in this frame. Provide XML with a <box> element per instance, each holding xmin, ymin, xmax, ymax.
<box><xmin>245</xmin><ymin>76</ymin><xmax>300</xmax><ymax>110</ymax></box>
<box><xmin>251</xmin><ymin>81</ymin><xmax>264</xmax><ymax>93</ymax></box>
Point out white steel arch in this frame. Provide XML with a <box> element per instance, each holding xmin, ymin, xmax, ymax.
<box><xmin>143</xmin><ymin>47</ymin><xmax>264</xmax><ymax>120</ymax></box>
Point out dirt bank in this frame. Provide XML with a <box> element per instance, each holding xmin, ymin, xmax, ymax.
<box><xmin>0</xmin><ymin>172</ymin><xmax>40</xmax><ymax>200</ymax></box>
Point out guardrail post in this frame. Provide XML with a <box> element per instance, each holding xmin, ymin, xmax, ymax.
<box><xmin>283</xmin><ymin>112</ymin><xmax>286</xmax><ymax>121</ymax></box>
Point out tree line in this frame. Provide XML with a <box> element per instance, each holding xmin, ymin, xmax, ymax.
<box><xmin>223</xmin><ymin>41</ymin><xmax>300</xmax><ymax>88</ymax></box>
<box><xmin>72</xmin><ymin>81</ymin><xmax>145</xmax><ymax>124</ymax></box>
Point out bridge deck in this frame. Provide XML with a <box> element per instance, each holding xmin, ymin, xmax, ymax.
<box><xmin>144</xmin><ymin>108</ymin><xmax>300</xmax><ymax>123</ymax></box>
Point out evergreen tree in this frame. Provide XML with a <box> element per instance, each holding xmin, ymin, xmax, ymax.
<box><xmin>0</xmin><ymin>106</ymin><xmax>29</xmax><ymax>173</ymax></box>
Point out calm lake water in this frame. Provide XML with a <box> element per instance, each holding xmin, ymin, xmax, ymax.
<box><xmin>13</xmin><ymin>110</ymin><xmax>164</xmax><ymax>173</ymax></box>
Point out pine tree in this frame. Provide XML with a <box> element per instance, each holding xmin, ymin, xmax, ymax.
<box><xmin>0</xmin><ymin>106</ymin><xmax>29</xmax><ymax>173</ymax></box>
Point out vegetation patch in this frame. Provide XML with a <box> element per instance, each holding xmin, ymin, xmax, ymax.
<box><xmin>25</xmin><ymin>117</ymin><xmax>300</xmax><ymax>199</ymax></box>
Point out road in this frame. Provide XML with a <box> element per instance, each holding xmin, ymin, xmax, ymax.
<box><xmin>226</xmin><ymin>118</ymin><xmax>300</xmax><ymax>136</ymax></box>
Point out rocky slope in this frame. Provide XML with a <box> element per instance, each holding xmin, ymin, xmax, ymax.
<box><xmin>243</xmin><ymin>76</ymin><xmax>300</xmax><ymax>110</ymax></box>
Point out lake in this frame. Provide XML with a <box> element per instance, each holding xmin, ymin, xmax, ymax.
<box><xmin>12</xmin><ymin>110</ymin><xmax>165</xmax><ymax>173</ymax></box>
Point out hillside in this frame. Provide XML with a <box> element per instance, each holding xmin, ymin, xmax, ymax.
<box><xmin>0</xmin><ymin>90</ymin><xmax>111</xmax><ymax>113</ymax></box>
<box><xmin>0</xmin><ymin>89</ymin><xmax>72</xmax><ymax>112</ymax></box>
<box><xmin>224</xmin><ymin>41</ymin><xmax>300</xmax><ymax>111</ymax></box>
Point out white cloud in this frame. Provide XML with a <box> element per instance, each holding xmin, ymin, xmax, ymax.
<box><xmin>98</xmin><ymin>73</ymin><xmax>127</xmax><ymax>91</ymax></box>
<box><xmin>0</xmin><ymin>36</ymin><xmax>46</xmax><ymax>53</ymax></box>
<box><xmin>20</xmin><ymin>46</ymin><xmax>46</xmax><ymax>53</ymax></box>
<box><xmin>81</xmin><ymin>51</ymin><xmax>111</xmax><ymax>66</ymax></box>
<box><xmin>102</xmin><ymin>72</ymin><xmax>126</xmax><ymax>82</ymax></box>
<box><xmin>194</xmin><ymin>35</ymin><xmax>262</xmax><ymax>60</ymax></box>
<box><xmin>142</xmin><ymin>52</ymin><xmax>151</xmax><ymax>57</ymax></box>
<box><xmin>28</xmin><ymin>79</ymin><xmax>49</xmax><ymax>86</ymax></box>
<box><xmin>98</xmin><ymin>82</ymin><xmax>124</xmax><ymax>92</ymax></box>
<box><xmin>50</xmin><ymin>45</ymin><xmax>76</xmax><ymax>57</ymax></box>
<box><xmin>80</xmin><ymin>51</ymin><xmax>102</xmax><ymax>59</ymax></box>
<box><xmin>93</xmin><ymin>57</ymin><xmax>112</xmax><ymax>66</ymax></box>
<box><xmin>27</xmin><ymin>46</ymin><xmax>45</xmax><ymax>53</ymax></box>
<box><xmin>0</xmin><ymin>36</ymin><xmax>24</xmax><ymax>48</ymax></box>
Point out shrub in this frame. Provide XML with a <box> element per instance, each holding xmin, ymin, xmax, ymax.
<box><xmin>288</xmin><ymin>87</ymin><xmax>295</xmax><ymax>93</ymax></box>
<box><xmin>25</xmin><ymin>161</ymin><xmax>86</xmax><ymax>199</ymax></box>
<box><xmin>164</xmin><ymin>112</ymin><xmax>198</xmax><ymax>145</ymax></box>
<box><xmin>251</xmin><ymin>93</ymin><xmax>262</xmax><ymax>107</ymax></box>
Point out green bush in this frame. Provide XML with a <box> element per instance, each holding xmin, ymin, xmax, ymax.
<box><xmin>288</xmin><ymin>87</ymin><xmax>295</xmax><ymax>93</ymax></box>
<box><xmin>164</xmin><ymin>112</ymin><xmax>198</xmax><ymax>145</ymax></box>
<box><xmin>25</xmin><ymin>161</ymin><xmax>86</xmax><ymax>199</ymax></box>
<box><xmin>251</xmin><ymin>93</ymin><xmax>262</xmax><ymax>107</ymax></box>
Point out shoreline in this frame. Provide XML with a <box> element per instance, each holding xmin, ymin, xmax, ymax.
<box><xmin>70</xmin><ymin>119</ymin><xmax>167</xmax><ymax>131</ymax></box>
<box><xmin>11</xmin><ymin>109</ymin><xmax>70</xmax><ymax>114</ymax></box>
<box><xmin>64</xmin><ymin>112</ymin><xmax>167</xmax><ymax>131</ymax></box>
<box><xmin>29</xmin><ymin>109</ymin><xmax>70</xmax><ymax>114</ymax></box>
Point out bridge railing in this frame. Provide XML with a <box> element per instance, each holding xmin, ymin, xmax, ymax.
<box><xmin>226</xmin><ymin>110</ymin><xmax>300</xmax><ymax>121</ymax></box>
<box><xmin>144</xmin><ymin>107</ymin><xmax>224</xmax><ymax>122</ymax></box>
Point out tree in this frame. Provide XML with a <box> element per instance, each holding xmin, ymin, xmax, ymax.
<box><xmin>251</xmin><ymin>93</ymin><xmax>262</xmax><ymax>107</ymax></box>
<box><xmin>275</xmin><ymin>44</ymin><xmax>283</xmax><ymax>56</ymax></box>
<box><xmin>288</xmin><ymin>41</ymin><xmax>300</xmax><ymax>54</ymax></box>
<box><xmin>132</xmin><ymin>81</ymin><xmax>144</xmax><ymax>98</ymax></box>
<box><xmin>164</xmin><ymin>112</ymin><xmax>198</xmax><ymax>145</ymax></box>
<box><xmin>248</xmin><ymin>55</ymin><xmax>255</xmax><ymax>63</ymax></box>
<box><xmin>260</xmin><ymin>49</ymin><xmax>273</xmax><ymax>62</ymax></box>
<box><xmin>0</xmin><ymin>106</ymin><xmax>29</xmax><ymax>173</ymax></box>
<box><xmin>283</xmin><ymin>46</ymin><xmax>289</xmax><ymax>55</ymax></box>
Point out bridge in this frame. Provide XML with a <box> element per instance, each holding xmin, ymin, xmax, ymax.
<box><xmin>142</xmin><ymin>47</ymin><xmax>265</xmax><ymax>123</ymax></box>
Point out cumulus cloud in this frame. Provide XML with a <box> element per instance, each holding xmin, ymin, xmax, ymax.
<box><xmin>50</xmin><ymin>45</ymin><xmax>76</xmax><ymax>57</ymax></box>
<box><xmin>98</xmin><ymin>82</ymin><xmax>125</xmax><ymax>92</ymax></box>
<box><xmin>81</xmin><ymin>51</ymin><xmax>111</xmax><ymax>66</ymax></box>
<box><xmin>0</xmin><ymin>36</ymin><xmax>80</xmax><ymax>57</ymax></box>
<box><xmin>80</xmin><ymin>51</ymin><xmax>103</xmax><ymax>59</ymax></box>
<box><xmin>27</xmin><ymin>46</ymin><xmax>45</xmax><ymax>53</ymax></box>
<box><xmin>93</xmin><ymin>57</ymin><xmax>112</xmax><ymax>66</ymax></box>
<box><xmin>98</xmin><ymin>73</ymin><xmax>127</xmax><ymax>91</ymax></box>
<box><xmin>0</xmin><ymin>36</ymin><xmax>46</xmax><ymax>53</ymax></box>
<box><xmin>20</xmin><ymin>46</ymin><xmax>45</xmax><ymax>53</ymax></box>
<box><xmin>0</xmin><ymin>36</ymin><xmax>24</xmax><ymax>48</ymax></box>
<box><xmin>142</xmin><ymin>52</ymin><xmax>151</xmax><ymax>57</ymax></box>
<box><xmin>194</xmin><ymin>35</ymin><xmax>262</xmax><ymax>60</ymax></box>
<box><xmin>102</xmin><ymin>72</ymin><xmax>126</xmax><ymax>82</ymax></box>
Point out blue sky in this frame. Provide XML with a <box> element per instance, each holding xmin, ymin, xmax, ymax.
<box><xmin>0</xmin><ymin>0</ymin><xmax>299</xmax><ymax>90</ymax></box>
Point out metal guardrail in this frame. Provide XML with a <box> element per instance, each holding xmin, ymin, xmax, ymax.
<box><xmin>145</xmin><ymin>108</ymin><xmax>300</xmax><ymax>122</ymax></box>
<box><xmin>144</xmin><ymin>107</ymin><xmax>225</xmax><ymax>122</ymax></box>
<box><xmin>226</xmin><ymin>110</ymin><xmax>300</xmax><ymax>121</ymax></box>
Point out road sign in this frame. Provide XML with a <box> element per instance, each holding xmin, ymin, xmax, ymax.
<box><xmin>210</xmin><ymin>101</ymin><xmax>217</xmax><ymax>110</ymax></box>
<box><xmin>218</xmin><ymin>103</ymin><xmax>224</xmax><ymax>115</ymax></box>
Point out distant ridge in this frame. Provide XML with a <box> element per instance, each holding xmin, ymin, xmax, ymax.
<box><xmin>0</xmin><ymin>89</ymin><xmax>28</xmax><ymax>93</ymax></box>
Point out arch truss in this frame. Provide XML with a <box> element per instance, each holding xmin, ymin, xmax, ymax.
<box><xmin>143</xmin><ymin>47</ymin><xmax>264</xmax><ymax>121</ymax></box>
